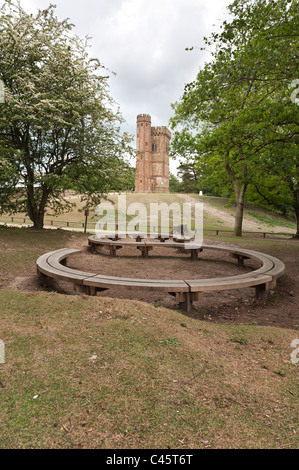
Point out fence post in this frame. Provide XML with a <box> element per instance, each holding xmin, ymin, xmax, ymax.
<box><xmin>84</xmin><ymin>209</ymin><xmax>89</xmax><ymax>234</ymax></box>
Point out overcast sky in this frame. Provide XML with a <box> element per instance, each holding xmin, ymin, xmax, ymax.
<box><xmin>21</xmin><ymin>0</ymin><xmax>232</xmax><ymax>173</ymax></box>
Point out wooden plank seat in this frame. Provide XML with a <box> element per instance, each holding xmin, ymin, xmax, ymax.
<box><xmin>36</xmin><ymin>248</ymin><xmax>190</xmax><ymax>308</ymax></box>
<box><xmin>36</xmin><ymin>248</ymin><xmax>94</xmax><ymax>288</ymax></box>
<box><xmin>88</xmin><ymin>238</ymin><xmax>149</xmax><ymax>257</ymax></box>
<box><xmin>37</xmin><ymin>244</ymin><xmax>285</xmax><ymax>313</ymax></box>
<box><xmin>88</xmin><ymin>235</ymin><xmax>204</xmax><ymax>259</ymax></box>
<box><xmin>184</xmin><ymin>246</ymin><xmax>285</xmax><ymax>303</ymax></box>
<box><xmin>94</xmin><ymin>231</ymin><xmax>149</xmax><ymax>241</ymax></box>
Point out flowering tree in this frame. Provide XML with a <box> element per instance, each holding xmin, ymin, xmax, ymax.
<box><xmin>0</xmin><ymin>1</ymin><xmax>133</xmax><ymax>229</ymax></box>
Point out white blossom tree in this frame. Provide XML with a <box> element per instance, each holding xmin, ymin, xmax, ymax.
<box><xmin>0</xmin><ymin>1</ymin><xmax>133</xmax><ymax>229</ymax></box>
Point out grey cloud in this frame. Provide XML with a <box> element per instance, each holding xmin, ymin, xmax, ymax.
<box><xmin>20</xmin><ymin>0</ymin><xmax>232</xmax><ymax>159</ymax></box>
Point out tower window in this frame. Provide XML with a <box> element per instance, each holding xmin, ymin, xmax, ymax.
<box><xmin>152</xmin><ymin>143</ymin><xmax>157</xmax><ymax>152</ymax></box>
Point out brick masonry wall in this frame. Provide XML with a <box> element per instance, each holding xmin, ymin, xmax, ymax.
<box><xmin>135</xmin><ymin>115</ymin><xmax>171</xmax><ymax>193</ymax></box>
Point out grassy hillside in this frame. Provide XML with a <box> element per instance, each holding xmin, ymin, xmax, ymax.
<box><xmin>0</xmin><ymin>192</ymin><xmax>296</xmax><ymax>235</ymax></box>
<box><xmin>0</xmin><ymin>226</ymin><xmax>298</xmax><ymax>449</ymax></box>
<box><xmin>193</xmin><ymin>194</ymin><xmax>296</xmax><ymax>233</ymax></box>
<box><xmin>0</xmin><ymin>288</ymin><xmax>298</xmax><ymax>449</ymax></box>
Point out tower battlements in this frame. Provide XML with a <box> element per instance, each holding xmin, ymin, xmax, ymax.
<box><xmin>151</xmin><ymin>126</ymin><xmax>171</xmax><ymax>139</ymax></box>
<box><xmin>137</xmin><ymin>114</ymin><xmax>151</xmax><ymax>123</ymax></box>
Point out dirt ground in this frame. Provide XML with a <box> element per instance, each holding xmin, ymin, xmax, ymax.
<box><xmin>7</xmin><ymin>236</ymin><xmax>299</xmax><ymax>331</ymax></box>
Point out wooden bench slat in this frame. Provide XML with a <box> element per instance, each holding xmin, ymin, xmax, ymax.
<box><xmin>255</xmin><ymin>253</ymin><xmax>285</xmax><ymax>279</ymax></box>
<box><xmin>37</xmin><ymin>249</ymin><xmax>89</xmax><ymax>284</ymax></box>
<box><xmin>47</xmin><ymin>257</ymin><xmax>95</xmax><ymax>278</ymax></box>
<box><xmin>186</xmin><ymin>274</ymin><xmax>273</xmax><ymax>292</ymax></box>
<box><xmin>83</xmin><ymin>275</ymin><xmax>189</xmax><ymax>292</ymax></box>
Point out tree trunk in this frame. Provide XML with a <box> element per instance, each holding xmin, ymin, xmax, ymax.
<box><xmin>225</xmin><ymin>160</ymin><xmax>248</xmax><ymax>237</ymax></box>
<box><xmin>32</xmin><ymin>211</ymin><xmax>45</xmax><ymax>230</ymax></box>
<box><xmin>26</xmin><ymin>185</ymin><xmax>49</xmax><ymax>230</ymax></box>
<box><xmin>293</xmin><ymin>188</ymin><xmax>299</xmax><ymax>239</ymax></box>
<box><xmin>234</xmin><ymin>198</ymin><xmax>244</xmax><ymax>237</ymax></box>
<box><xmin>233</xmin><ymin>183</ymin><xmax>247</xmax><ymax>237</ymax></box>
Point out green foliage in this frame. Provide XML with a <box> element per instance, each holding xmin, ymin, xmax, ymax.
<box><xmin>159</xmin><ymin>337</ymin><xmax>180</xmax><ymax>345</ymax></box>
<box><xmin>169</xmin><ymin>172</ymin><xmax>183</xmax><ymax>193</ymax></box>
<box><xmin>0</xmin><ymin>1</ymin><xmax>133</xmax><ymax>228</ymax></box>
<box><xmin>230</xmin><ymin>337</ymin><xmax>249</xmax><ymax>345</ymax></box>
<box><xmin>170</xmin><ymin>0</ymin><xmax>299</xmax><ymax>236</ymax></box>
<box><xmin>176</xmin><ymin>160</ymin><xmax>199</xmax><ymax>193</ymax></box>
<box><xmin>247</xmin><ymin>211</ymin><xmax>296</xmax><ymax>229</ymax></box>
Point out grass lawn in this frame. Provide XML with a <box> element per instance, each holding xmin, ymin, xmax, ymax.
<box><xmin>0</xmin><ymin>226</ymin><xmax>298</xmax><ymax>449</ymax></box>
<box><xmin>0</xmin><ymin>289</ymin><xmax>298</xmax><ymax>449</ymax></box>
<box><xmin>0</xmin><ymin>193</ymin><xmax>233</xmax><ymax>231</ymax></box>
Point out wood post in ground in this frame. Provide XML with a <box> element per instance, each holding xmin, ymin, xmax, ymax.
<box><xmin>38</xmin><ymin>271</ymin><xmax>54</xmax><ymax>288</ymax></box>
<box><xmin>88</xmin><ymin>242</ymin><xmax>97</xmax><ymax>253</ymax></box>
<box><xmin>255</xmin><ymin>282</ymin><xmax>270</xmax><ymax>300</ymax></box>
<box><xmin>190</xmin><ymin>248</ymin><xmax>203</xmax><ymax>260</ymax></box>
<box><xmin>109</xmin><ymin>245</ymin><xmax>122</xmax><ymax>257</ymax></box>
<box><xmin>231</xmin><ymin>253</ymin><xmax>249</xmax><ymax>267</ymax></box>
<box><xmin>137</xmin><ymin>246</ymin><xmax>153</xmax><ymax>258</ymax></box>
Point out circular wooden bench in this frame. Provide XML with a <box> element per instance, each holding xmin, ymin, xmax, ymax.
<box><xmin>36</xmin><ymin>244</ymin><xmax>285</xmax><ymax>312</ymax></box>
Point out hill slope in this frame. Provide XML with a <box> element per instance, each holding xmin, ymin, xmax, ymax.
<box><xmin>0</xmin><ymin>289</ymin><xmax>298</xmax><ymax>449</ymax></box>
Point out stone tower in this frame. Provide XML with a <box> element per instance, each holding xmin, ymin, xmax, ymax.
<box><xmin>135</xmin><ymin>114</ymin><xmax>171</xmax><ymax>193</ymax></box>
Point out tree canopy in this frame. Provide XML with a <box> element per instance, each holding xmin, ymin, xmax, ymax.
<box><xmin>170</xmin><ymin>0</ymin><xmax>299</xmax><ymax>236</ymax></box>
<box><xmin>0</xmin><ymin>1</ymin><xmax>133</xmax><ymax>229</ymax></box>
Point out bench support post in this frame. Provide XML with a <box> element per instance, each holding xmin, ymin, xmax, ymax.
<box><xmin>83</xmin><ymin>285</ymin><xmax>108</xmax><ymax>296</ymax></box>
<box><xmin>255</xmin><ymin>282</ymin><xmax>270</xmax><ymax>300</ymax></box>
<box><xmin>109</xmin><ymin>245</ymin><xmax>122</xmax><ymax>257</ymax></box>
<box><xmin>174</xmin><ymin>292</ymin><xmax>192</xmax><ymax>312</ymax></box>
<box><xmin>38</xmin><ymin>271</ymin><xmax>54</xmax><ymax>288</ymax></box>
<box><xmin>137</xmin><ymin>246</ymin><xmax>153</xmax><ymax>258</ymax></box>
<box><xmin>88</xmin><ymin>242</ymin><xmax>97</xmax><ymax>254</ymax></box>
<box><xmin>190</xmin><ymin>248</ymin><xmax>203</xmax><ymax>260</ymax></box>
<box><xmin>170</xmin><ymin>291</ymin><xmax>203</xmax><ymax>313</ymax></box>
<box><xmin>231</xmin><ymin>253</ymin><xmax>249</xmax><ymax>267</ymax></box>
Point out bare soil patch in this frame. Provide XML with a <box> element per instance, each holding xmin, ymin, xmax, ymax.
<box><xmin>8</xmin><ymin>237</ymin><xmax>299</xmax><ymax>331</ymax></box>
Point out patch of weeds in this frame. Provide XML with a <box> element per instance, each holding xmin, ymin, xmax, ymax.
<box><xmin>274</xmin><ymin>369</ymin><xmax>287</xmax><ymax>377</ymax></box>
<box><xmin>263</xmin><ymin>338</ymin><xmax>275</xmax><ymax>345</ymax></box>
<box><xmin>267</xmin><ymin>294</ymin><xmax>278</xmax><ymax>304</ymax></box>
<box><xmin>247</xmin><ymin>211</ymin><xmax>296</xmax><ymax>229</ymax></box>
<box><xmin>230</xmin><ymin>337</ymin><xmax>248</xmax><ymax>345</ymax></box>
<box><xmin>154</xmin><ymin>302</ymin><xmax>161</xmax><ymax>308</ymax></box>
<box><xmin>180</xmin><ymin>322</ymin><xmax>187</xmax><ymax>328</ymax></box>
<box><xmin>202</xmin><ymin>329</ymin><xmax>211</xmax><ymax>335</ymax></box>
<box><xmin>214</xmin><ymin>394</ymin><xmax>230</xmax><ymax>409</ymax></box>
<box><xmin>160</xmin><ymin>337</ymin><xmax>180</xmax><ymax>345</ymax></box>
